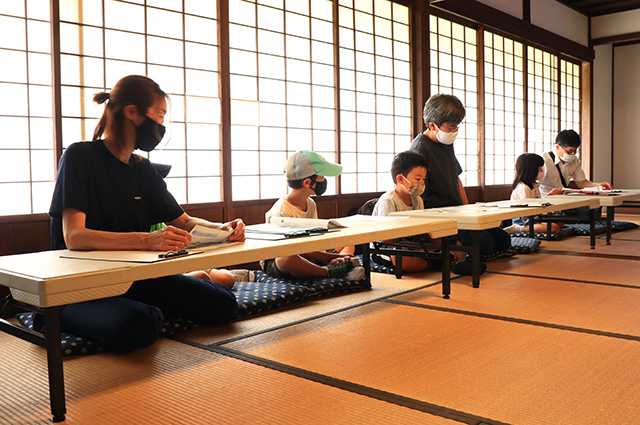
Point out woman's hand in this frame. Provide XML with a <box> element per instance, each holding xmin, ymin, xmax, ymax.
<box><xmin>224</xmin><ymin>218</ymin><xmax>246</xmax><ymax>242</ymax></box>
<box><xmin>548</xmin><ymin>188</ymin><xmax>564</xmax><ymax>195</ymax></box>
<box><xmin>146</xmin><ymin>225</ymin><xmax>191</xmax><ymax>251</ymax></box>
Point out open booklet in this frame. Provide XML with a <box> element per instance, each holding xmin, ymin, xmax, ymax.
<box><xmin>562</xmin><ymin>188</ymin><xmax>621</xmax><ymax>196</ymax></box>
<box><xmin>245</xmin><ymin>217</ymin><xmax>346</xmax><ymax>240</ymax></box>
<box><xmin>59</xmin><ymin>225</ymin><xmax>231</xmax><ymax>263</ymax></box>
<box><xmin>187</xmin><ymin>224</ymin><xmax>232</xmax><ymax>248</ymax></box>
<box><xmin>268</xmin><ymin>216</ymin><xmax>346</xmax><ymax>229</ymax></box>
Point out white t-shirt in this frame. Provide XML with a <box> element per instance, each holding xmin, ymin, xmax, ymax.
<box><xmin>539</xmin><ymin>151</ymin><xmax>587</xmax><ymax>197</ymax></box>
<box><xmin>372</xmin><ymin>189</ymin><xmax>424</xmax><ymax>216</ymax></box>
<box><xmin>510</xmin><ymin>182</ymin><xmax>540</xmax><ymax>200</ymax></box>
<box><xmin>265</xmin><ymin>197</ymin><xmax>318</xmax><ymax>223</ymax></box>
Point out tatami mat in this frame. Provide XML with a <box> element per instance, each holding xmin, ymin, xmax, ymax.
<box><xmin>488</xmin><ymin>252</ymin><xmax>640</xmax><ymax>286</ymax></box>
<box><xmin>181</xmin><ymin>269</ymin><xmax>443</xmax><ymax>346</ymax></box>
<box><xmin>224</xmin><ymin>302</ymin><xmax>640</xmax><ymax>425</ymax></box>
<box><xmin>392</xmin><ymin>273</ymin><xmax>640</xmax><ymax>338</ymax></box>
<box><xmin>5</xmin><ymin>226</ymin><xmax>640</xmax><ymax>425</ymax></box>
<box><xmin>537</xmin><ymin>235</ymin><xmax>640</xmax><ymax>256</ymax></box>
<box><xmin>0</xmin><ymin>334</ymin><xmax>461</xmax><ymax>425</ymax></box>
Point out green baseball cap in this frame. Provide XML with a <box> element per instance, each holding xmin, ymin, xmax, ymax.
<box><xmin>284</xmin><ymin>150</ymin><xmax>343</xmax><ymax>180</ymax></box>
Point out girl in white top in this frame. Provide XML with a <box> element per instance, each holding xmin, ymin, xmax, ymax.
<box><xmin>505</xmin><ymin>153</ymin><xmax>563</xmax><ymax>234</ymax></box>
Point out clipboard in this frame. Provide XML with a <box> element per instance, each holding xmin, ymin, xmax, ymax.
<box><xmin>245</xmin><ymin>224</ymin><xmax>332</xmax><ymax>240</ymax></box>
<box><xmin>60</xmin><ymin>249</ymin><xmax>203</xmax><ymax>263</ymax></box>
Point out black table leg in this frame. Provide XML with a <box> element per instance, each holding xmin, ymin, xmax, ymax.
<box><xmin>606</xmin><ymin>206</ymin><xmax>615</xmax><ymax>245</ymax></box>
<box><xmin>529</xmin><ymin>216</ymin><xmax>536</xmax><ymax>238</ymax></box>
<box><xmin>441</xmin><ymin>236</ymin><xmax>451</xmax><ymax>299</ymax></box>
<box><xmin>43</xmin><ymin>307</ymin><xmax>66</xmax><ymax>423</ymax></box>
<box><xmin>361</xmin><ymin>243</ymin><xmax>371</xmax><ymax>282</ymax></box>
<box><xmin>589</xmin><ymin>208</ymin><xmax>596</xmax><ymax>249</ymax></box>
<box><xmin>472</xmin><ymin>231</ymin><xmax>481</xmax><ymax>288</ymax></box>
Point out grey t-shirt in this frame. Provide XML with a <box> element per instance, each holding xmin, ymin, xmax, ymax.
<box><xmin>372</xmin><ymin>190</ymin><xmax>424</xmax><ymax>216</ymax></box>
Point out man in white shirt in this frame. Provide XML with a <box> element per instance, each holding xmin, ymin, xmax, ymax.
<box><xmin>539</xmin><ymin>129</ymin><xmax>612</xmax><ymax>219</ymax></box>
<box><xmin>539</xmin><ymin>129</ymin><xmax>612</xmax><ymax>197</ymax></box>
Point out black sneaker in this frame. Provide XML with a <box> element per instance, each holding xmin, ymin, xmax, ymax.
<box><xmin>451</xmin><ymin>260</ymin><xmax>487</xmax><ymax>276</ymax></box>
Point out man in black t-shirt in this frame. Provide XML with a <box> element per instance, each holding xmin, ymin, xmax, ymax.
<box><xmin>410</xmin><ymin>93</ymin><xmax>511</xmax><ymax>257</ymax></box>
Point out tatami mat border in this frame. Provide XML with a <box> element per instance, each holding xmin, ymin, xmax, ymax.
<box><xmin>487</xmin><ymin>270</ymin><xmax>640</xmax><ymax>290</ymax></box>
<box><xmin>176</xmin><ymin>278</ymin><xmax>460</xmax><ymax>347</ymax></box>
<box><xmin>384</xmin><ymin>299</ymin><xmax>640</xmax><ymax>342</ymax></box>
<box><xmin>605</xmin><ymin>236</ymin><xmax>640</xmax><ymax>242</ymax></box>
<box><xmin>195</xmin><ymin>343</ymin><xmax>508</xmax><ymax>425</ymax></box>
<box><xmin>536</xmin><ymin>248</ymin><xmax>640</xmax><ymax>261</ymax></box>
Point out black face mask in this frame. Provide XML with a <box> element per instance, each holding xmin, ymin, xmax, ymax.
<box><xmin>312</xmin><ymin>178</ymin><xmax>327</xmax><ymax>196</ymax></box>
<box><xmin>135</xmin><ymin>116</ymin><xmax>166</xmax><ymax>152</ymax></box>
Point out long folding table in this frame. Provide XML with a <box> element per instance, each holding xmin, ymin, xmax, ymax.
<box><xmin>551</xmin><ymin>190</ymin><xmax>640</xmax><ymax>244</ymax></box>
<box><xmin>391</xmin><ymin>196</ymin><xmax>600</xmax><ymax>288</ymax></box>
<box><xmin>0</xmin><ymin>215</ymin><xmax>457</xmax><ymax>423</ymax></box>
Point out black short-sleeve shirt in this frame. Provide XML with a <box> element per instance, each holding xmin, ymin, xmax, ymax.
<box><xmin>409</xmin><ymin>133</ymin><xmax>463</xmax><ymax>208</ymax></box>
<box><xmin>49</xmin><ymin>140</ymin><xmax>184</xmax><ymax>250</ymax></box>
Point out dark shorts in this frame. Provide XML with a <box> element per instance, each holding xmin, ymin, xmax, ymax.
<box><xmin>261</xmin><ymin>258</ymin><xmax>293</xmax><ymax>279</ymax></box>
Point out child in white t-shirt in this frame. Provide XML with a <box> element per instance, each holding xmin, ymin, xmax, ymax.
<box><xmin>505</xmin><ymin>153</ymin><xmax>563</xmax><ymax>234</ymax></box>
<box><xmin>371</xmin><ymin>151</ymin><xmax>429</xmax><ymax>272</ymax></box>
<box><xmin>371</xmin><ymin>151</ymin><xmax>481</xmax><ymax>276</ymax></box>
<box><xmin>262</xmin><ymin>150</ymin><xmax>364</xmax><ymax>281</ymax></box>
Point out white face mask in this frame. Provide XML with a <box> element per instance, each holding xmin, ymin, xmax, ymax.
<box><xmin>401</xmin><ymin>177</ymin><xmax>425</xmax><ymax>197</ymax></box>
<box><xmin>536</xmin><ymin>170</ymin><xmax>544</xmax><ymax>182</ymax></box>
<box><xmin>557</xmin><ymin>146</ymin><xmax>577</xmax><ymax>163</ymax></box>
<box><xmin>410</xmin><ymin>182</ymin><xmax>426</xmax><ymax>197</ymax></box>
<box><xmin>435</xmin><ymin>127</ymin><xmax>458</xmax><ymax>145</ymax></box>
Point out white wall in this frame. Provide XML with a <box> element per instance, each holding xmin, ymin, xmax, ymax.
<box><xmin>592</xmin><ymin>45</ymin><xmax>613</xmax><ymax>184</ymax></box>
<box><xmin>475</xmin><ymin>0</ymin><xmax>588</xmax><ymax>46</ymax></box>
<box><xmin>531</xmin><ymin>0</ymin><xmax>589</xmax><ymax>46</ymax></box>
<box><xmin>475</xmin><ymin>0</ymin><xmax>522</xmax><ymax>19</ymax></box>
<box><xmin>612</xmin><ymin>43</ymin><xmax>640</xmax><ymax>188</ymax></box>
<box><xmin>592</xmin><ymin>9</ymin><xmax>640</xmax><ymax>39</ymax></box>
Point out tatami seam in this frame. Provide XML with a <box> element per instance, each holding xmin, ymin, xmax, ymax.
<box><xmin>195</xmin><ymin>276</ymin><xmax>465</xmax><ymax>346</ymax></box>
<box><xmin>486</xmin><ymin>270</ymin><xmax>640</xmax><ymax>290</ymax></box>
<box><xmin>194</xmin><ymin>343</ymin><xmax>510</xmax><ymax>425</ymax></box>
<box><xmin>384</xmin><ymin>299</ymin><xmax>640</xmax><ymax>342</ymax></box>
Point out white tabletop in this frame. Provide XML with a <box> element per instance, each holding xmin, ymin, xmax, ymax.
<box><xmin>550</xmin><ymin>189</ymin><xmax>640</xmax><ymax>207</ymax></box>
<box><xmin>391</xmin><ymin>197</ymin><xmax>600</xmax><ymax>230</ymax></box>
<box><xmin>0</xmin><ymin>216</ymin><xmax>457</xmax><ymax>308</ymax></box>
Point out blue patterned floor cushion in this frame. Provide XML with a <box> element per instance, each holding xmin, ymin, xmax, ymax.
<box><xmin>16</xmin><ymin>271</ymin><xmax>370</xmax><ymax>356</ymax></box>
<box><xmin>612</xmin><ymin>220</ymin><xmax>640</xmax><ymax>231</ymax></box>
<box><xmin>565</xmin><ymin>221</ymin><xmax>608</xmax><ymax>235</ymax></box>
<box><xmin>473</xmin><ymin>236</ymin><xmax>539</xmax><ymax>261</ymax></box>
<box><xmin>251</xmin><ymin>270</ymin><xmax>371</xmax><ymax>298</ymax></box>
<box><xmin>15</xmin><ymin>313</ymin><xmax>196</xmax><ymax>356</ymax></box>
<box><xmin>480</xmin><ymin>247</ymin><xmax>518</xmax><ymax>262</ymax></box>
<box><xmin>567</xmin><ymin>220</ymin><xmax>638</xmax><ymax>235</ymax></box>
<box><xmin>354</xmin><ymin>254</ymin><xmax>395</xmax><ymax>274</ymax></box>
<box><xmin>510</xmin><ymin>236</ymin><xmax>541</xmax><ymax>254</ymax></box>
<box><xmin>511</xmin><ymin>225</ymin><xmax>577</xmax><ymax>240</ymax></box>
<box><xmin>235</xmin><ymin>277</ymin><xmax>312</xmax><ymax>317</ymax></box>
